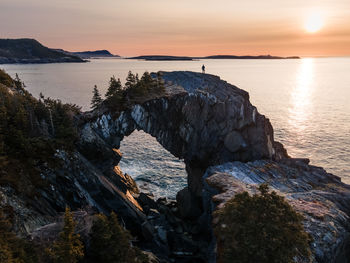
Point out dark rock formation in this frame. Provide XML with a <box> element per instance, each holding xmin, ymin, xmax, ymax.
<box><xmin>0</xmin><ymin>149</ymin><xmax>145</xmax><ymax>237</ymax></box>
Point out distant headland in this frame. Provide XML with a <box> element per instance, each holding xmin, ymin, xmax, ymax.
<box><xmin>72</xmin><ymin>50</ymin><xmax>120</xmax><ymax>59</ymax></box>
<box><xmin>0</xmin><ymin>38</ymin><xmax>85</xmax><ymax>64</ymax></box>
<box><xmin>0</xmin><ymin>38</ymin><xmax>120</xmax><ymax>64</ymax></box>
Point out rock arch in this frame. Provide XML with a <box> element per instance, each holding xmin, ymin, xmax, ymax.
<box><xmin>80</xmin><ymin>71</ymin><xmax>287</xmax><ymax>202</ymax></box>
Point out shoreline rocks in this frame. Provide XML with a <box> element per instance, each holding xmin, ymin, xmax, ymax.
<box><xmin>203</xmin><ymin>159</ymin><xmax>350</xmax><ymax>262</ymax></box>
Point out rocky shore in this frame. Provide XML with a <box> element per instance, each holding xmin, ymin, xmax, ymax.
<box><xmin>1</xmin><ymin>70</ymin><xmax>349</xmax><ymax>262</ymax></box>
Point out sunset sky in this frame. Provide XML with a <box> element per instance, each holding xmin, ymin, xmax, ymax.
<box><xmin>1</xmin><ymin>0</ymin><xmax>350</xmax><ymax>57</ymax></box>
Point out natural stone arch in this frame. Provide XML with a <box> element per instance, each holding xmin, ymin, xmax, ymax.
<box><xmin>81</xmin><ymin>71</ymin><xmax>287</xmax><ymax>202</ymax></box>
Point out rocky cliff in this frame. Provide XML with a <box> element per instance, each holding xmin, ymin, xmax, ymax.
<box><xmin>1</xmin><ymin>70</ymin><xmax>349</xmax><ymax>262</ymax></box>
<box><xmin>79</xmin><ymin>71</ymin><xmax>350</xmax><ymax>262</ymax></box>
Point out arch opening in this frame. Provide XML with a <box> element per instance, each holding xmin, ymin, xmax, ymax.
<box><xmin>119</xmin><ymin>130</ymin><xmax>187</xmax><ymax>200</ymax></box>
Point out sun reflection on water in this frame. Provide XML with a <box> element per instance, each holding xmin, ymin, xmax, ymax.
<box><xmin>288</xmin><ymin>58</ymin><xmax>314</xmax><ymax>133</ymax></box>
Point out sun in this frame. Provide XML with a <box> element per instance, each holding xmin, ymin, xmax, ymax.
<box><xmin>304</xmin><ymin>12</ymin><xmax>324</xmax><ymax>33</ymax></box>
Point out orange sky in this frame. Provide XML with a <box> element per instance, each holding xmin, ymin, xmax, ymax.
<box><xmin>1</xmin><ymin>0</ymin><xmax>350</xmax><ymax>57</ymax></box>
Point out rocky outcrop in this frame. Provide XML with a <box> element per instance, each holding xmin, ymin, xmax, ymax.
<box><xmin>203</xmin><ymin>159</ymin><xmax>350</xmax><ymax>263</ymax></box>
<box><xmin>0</xmin><ymin>149</ymin><xmax>145</xmax><ymax>237</ymax></box>
<box><xmin>82</xmin><ymin>71</ymin><xmax>288</xmax><ymax>200</ymax></box>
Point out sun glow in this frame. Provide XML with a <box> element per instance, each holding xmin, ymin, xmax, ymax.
<box><xmin>304</xmin><ymin>12</ymin><xmax>324</xmax><ymax>33</ymax></box>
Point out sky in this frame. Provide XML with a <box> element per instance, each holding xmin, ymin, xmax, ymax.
<box><xmin>1</xmin><ymin>0</ymin><xmax>350</xmax><ymax>57</ymax></box>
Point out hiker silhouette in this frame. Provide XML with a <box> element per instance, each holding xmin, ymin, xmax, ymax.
<box><xmin>202</xmin><ymin>65</ymin><xmax>205</xmax><ymax>73</ymax></box>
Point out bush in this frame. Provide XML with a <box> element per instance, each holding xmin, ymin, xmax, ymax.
<box><xmin>214</xmin><ymin>184</ymin><xmax>311</xmax><ymax>263</ymax></box>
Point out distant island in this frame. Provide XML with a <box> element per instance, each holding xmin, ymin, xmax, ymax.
<box><xmin>72</xmin><ymin>50</ymin><xmax>120</xmax><ymax>59</ymax></box>
<box><xmin>128</xmin><ymin>55</ymin><xmax>194</xmax><ymax>61</ymax></box>
<box><xmin>0</xmin><ymin>38</ymin><xmax>85</xmax><ymax>64</ymax></box>
<box><xmin>127</xmin><ymin>54</ymin><xmax>300</xmax><ymax>61</ymax></box>
<box><xmin>203</xmin><ymin>55</ymin><xmax>300</xmax><ymax>59</ymax></box>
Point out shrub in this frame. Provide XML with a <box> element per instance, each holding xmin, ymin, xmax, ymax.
<box><xmin>214</xmin><ymin>184</ymin><xmax>312</xmax><ymax>263</ymax></box>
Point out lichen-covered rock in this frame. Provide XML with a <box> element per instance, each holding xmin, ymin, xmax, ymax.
<box><xmin>203</xmin><ymin>159</ymin><xmax>350</xmax><ymax>263</ymax></box>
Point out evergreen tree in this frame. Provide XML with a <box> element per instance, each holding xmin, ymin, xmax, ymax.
<box><xmin>89</xmin><ymin>212</ymin><xmax>146</xmax><ymax>263</ymax></box>
<box><xmin>140</xmin><ymin>72</ymin><xmax>156</xmax><ymax>91</ymax></box>
<box><xmin>156</xmin><ymin>72</ymin><xmax>165</xmax><ymax>93</ymax></box>
<box><xmin>105</xmin><ymin>76</ymin><xmax>122</xmax><ymax>99</ymax></box>
<box><xmin>125</xmin><ymin>71</ymin><xmax>137</xmax><ymax>90</ymax></box>
<box><xmin>47</xmin><ymin>207</ymin><xmax>84</xmax><ymax>263</ymax></box>
<box><xmin>91</xmin><ymin>85</ymin><xmax>103</xmax><ymax>110</ymax></box>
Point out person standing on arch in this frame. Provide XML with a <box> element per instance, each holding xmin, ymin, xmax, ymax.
<box><xmin>202</xmin><ymin>64</ymin><xmax>205</xmax><ymax>73</ymax></box>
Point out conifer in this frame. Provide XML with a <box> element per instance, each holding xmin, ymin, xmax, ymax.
<box><xmin>91</xmin><ymin>85</ymin><xmax>103</xmax><ymax>110</ymax></box>
<box><xmin>105</xmin><ymin>76</ymin><xmax>122</xmax><ymax>99</ymax></box>
<box><xmin>47</xmin><ymin>207</ymin><xmax>84</xmax><ymax>263</ymax></box>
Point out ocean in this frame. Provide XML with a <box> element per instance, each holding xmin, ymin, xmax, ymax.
<box><xmin>2</xmin><ymin>57</ymin><xmax>350</xmax><ymax>199</ymax></box>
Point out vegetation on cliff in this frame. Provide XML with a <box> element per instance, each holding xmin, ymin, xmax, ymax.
<box><xmin>0</xmin><ymin>204</ymin><xmax>149</xmax><ymax>263</ymax></box>
<box><xmin>91</xmin><ymin>71</ymin><xmax>165</xmax><ymax>112</ymax></box>
<box><xmin>0</xmin><ymin>69</ymin><xmax>80</xmax><ymax>195</ymax></box>
<box><xmin>0</xmin><ymin>203</ymin><xmax>37</xmax><ymax>262</ymax></box>
<box><xmin>214</xmin><ymin>184</ymin><xmax>311</xmax><ymax>263</ymax></box>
